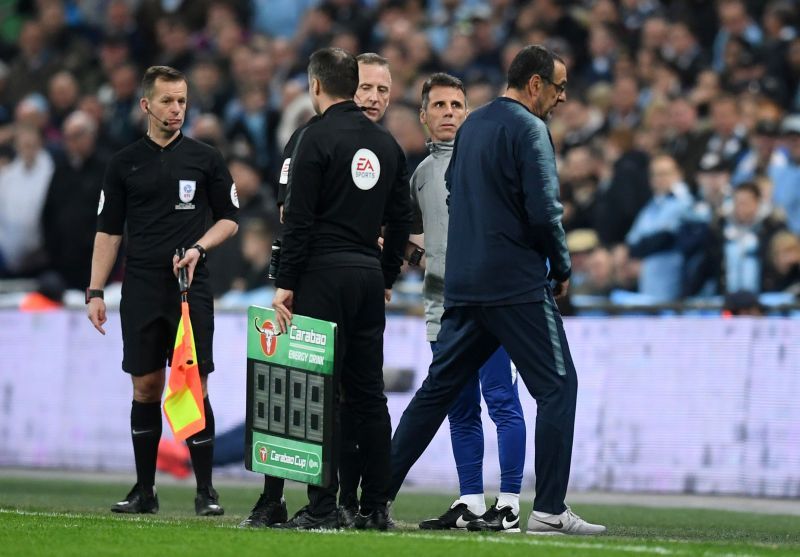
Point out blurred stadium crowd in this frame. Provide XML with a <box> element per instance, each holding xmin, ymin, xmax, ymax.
<box><xmin>0</xmin><ymin>0</ymin><xmax>799</xmax><ymax>313</ymax></box>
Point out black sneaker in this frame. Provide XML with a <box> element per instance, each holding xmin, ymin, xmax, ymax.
<box><xmin>467</xmin><ymin>500</ymin><xmax>520</xmax><ymax>532</ymax></box>
<box><xmin>239</xmin><ymin>495</ymin><xmax>288</xmax><ymax>528</ymax></box>
<box><xmin>195</xmin><ymin>486</ymin><xmax>224</xmax><ymax>516</ymax></box>
<box><xmin>111</xmin><ymin>484</ymin><xmax>159</xmax><ymax>514</ymax></box>
<box><xmin>338</xmin><ymin>504</ymin><xmax>359</xmax><ymax>528</ymax></box>
<box><xmin>272</xmin><ymin>506</ymin><xmax>340</xmax><ymax>530</ymax></box>
<box><xmin>419</xmin><ymin>501</ymin><xmax>480</xmax><ymax>530</ymax></box>
<box><xmin>354</xmin><ymin>506</ymin><xmax>389</xmax><ymax>531</ymax></box>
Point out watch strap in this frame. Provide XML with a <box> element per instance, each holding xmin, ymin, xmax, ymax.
<box><xmin>191</xmin><ymin>244</ymin><xmax>207</xmax><ymax>261</ymax></box>
<box><xmin>85</xmin><ymin>288</ymin><xmax>104</xmax><ymax>304</ymax></box>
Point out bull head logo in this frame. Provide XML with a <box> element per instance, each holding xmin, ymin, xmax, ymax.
<box><xmin>254</xmin><ymin>318</ymin><xmax>280</xmax><ymax>357</ymax></box>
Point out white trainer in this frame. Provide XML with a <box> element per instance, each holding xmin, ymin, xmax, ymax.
<box><xmin>526</xmin><ymin>506</ymin><xmax>606</xmax><ymax>535</ymax></box>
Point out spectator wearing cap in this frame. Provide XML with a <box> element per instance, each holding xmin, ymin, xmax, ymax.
<box><xmin>732</xmin><ymin>119</ymin><xmax>789</xmax><ymax>186</ymax></box>
<box><xmin>696</xmin><ymin>153</ymin><xmax>734</xmax><ymax>216</ymax></box>
<box><xmin>769</xmin><ymin>114</ymin><xmax>800</xmax><ymax>235</ymax></box>
<box><xmin>681</xmin><ymin>154</ymin><xmax>735</xmax><ymax>296</ymax></box>
<box><xmin>566</xmin><ymin>229</ymin><xmax>600</xmax><ymax>296</ymax></box>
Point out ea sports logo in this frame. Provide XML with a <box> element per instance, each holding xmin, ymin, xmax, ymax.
<box><xmin>351</xmin><ymin>148</ymin><xmax>381</xmax><ymax>190</ymax></box>
<box><xmin>254</xmin><ymin>318</ymin><xmax>279</xmax><ymax>356</ymax></box>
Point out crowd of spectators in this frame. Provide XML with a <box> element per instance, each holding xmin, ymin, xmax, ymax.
<box><xmin>0</xmin><ymin>0</ymin><xmax>799</xmax><ymax>313</ymax></box>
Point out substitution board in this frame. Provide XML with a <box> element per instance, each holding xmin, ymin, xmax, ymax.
<box><xmin>245</xmin><ymin>306</ymin><xmax>337</xmax><ymax>486</ymax></box>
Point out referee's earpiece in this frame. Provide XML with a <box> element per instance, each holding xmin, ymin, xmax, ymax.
<box><xmin>145</xmin><ymin>103</ymin><xmax>169</xmax><ymax>127</ymax></box>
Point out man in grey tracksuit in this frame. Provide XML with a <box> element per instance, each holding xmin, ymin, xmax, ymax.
<box><xmin>409</xmin><ymin>73</ymin><xmax>526</xmax><ymax>532</ymax></box>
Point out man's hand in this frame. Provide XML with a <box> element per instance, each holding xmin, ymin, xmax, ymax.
<box><xmin>87</xmin><ymin>298</ymin><xmax>107</xmax><ymax>335</ymax></box>
<box><xmin>384</xmin><ymin>289</ymin><xmax>392</xmax><ymax>303</ymax></box>
<box><xmin>553</xmin><ymin>279</ymin><xmax>570</xmax><ymax>299</ymax></box>
<box><xmin>272</xmin><ymin>288</ymin><xmax>295</xmax><ymax>333</ymax></box>
<box><xmin>173</xmin><ymin>248</ymin><xmax>201</xmax><ymax>287</ymax></box>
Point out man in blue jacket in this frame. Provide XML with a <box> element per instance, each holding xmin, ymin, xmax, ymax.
<box><xmin>388</xmin><ymin>45</ymin><xmax>605</xmax><ymax>536</ymax></box>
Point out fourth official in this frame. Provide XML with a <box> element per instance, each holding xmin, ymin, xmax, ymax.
<box><xmin>242</xmin><ymin>47</ymin><xmax>411</xmax><ymax>530</ymax></box>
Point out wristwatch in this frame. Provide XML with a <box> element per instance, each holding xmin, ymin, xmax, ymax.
<box><xmin>191</xmin><ymin>243</ymin><xmax>207</xmax><ymax>262</ymax></box>
<box><xmin>408</xmin><ymin>246</ymin><xmax>425</xmax><ymax>267</ymax></box>
<box><xmin>85</xmin><ymin>288</ymin><xmax>104</xmax><ymax>304</ymax></box>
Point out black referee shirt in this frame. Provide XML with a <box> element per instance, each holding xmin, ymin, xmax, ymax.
<box><xmin>97</xmin><ymin>132</ymin><xmax>239</xmax><ymax>271</ymax></box>
<box><xmin>276</xmin><ymin>115</ymin><xmax>320</xmax><ymax>207</ymax></box>
<box><xmin>279</xmin><ymin>100</ymin><xmax>412</xmax><ymax>290</ymax></box>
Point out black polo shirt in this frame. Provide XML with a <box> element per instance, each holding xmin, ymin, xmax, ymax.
<box><xmin>279</xmin><ymin>101</ymin><xmax>412</xmax><ymax>290</ymax></box>
<box><xmin>97</xmin><ymin>132</ymin><xmax>239</xmax><ymax>271</ymax></box>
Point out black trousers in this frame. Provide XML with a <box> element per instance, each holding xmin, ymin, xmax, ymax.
<box><xmin>273</xmin><ymin>265</ymin><xmax>392</xmax><ymax>515</ymax></box>
<box><xmin>389</xmin><ymin>290</ymin><xmax>578</xmax><ymax>514</ymax></box>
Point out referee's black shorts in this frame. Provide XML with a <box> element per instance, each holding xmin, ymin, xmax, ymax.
<box><xmin>120</xmin><ymin>265</ymin><xmax>215</xmax><ymax>376</ymax></box>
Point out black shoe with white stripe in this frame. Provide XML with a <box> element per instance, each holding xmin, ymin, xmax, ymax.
<box><xmin>195</xmin><ymin>486</ymin><xmax>224</xmax><ymax>516</ymax></box>
<box><xmin>111</xmin><ymin>484</ymin><xmax>159</xmax><ymax>514</ymax></box>
<box><xmin>467</xmin><ymin>500</ymin><xmax>520</xmax><ymax>532</ymax></box>
<box><xmin>419</xmin><ymin>501</ymin><xmax>480</xmax><ymax>530</ymax></box>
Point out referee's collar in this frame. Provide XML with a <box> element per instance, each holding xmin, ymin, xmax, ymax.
<box><xmin>322</xmin><ymin>100</ymin><xmax>359</xmax><ymax>117</ymax></box>
<box><xmin>144</xmin><ymin>131</ymin><xmax>184</xmax><ymax>152</ymax></box>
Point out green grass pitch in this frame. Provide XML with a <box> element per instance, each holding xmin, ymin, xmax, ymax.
<box><xmin>1</xmin><ymin>475</ymin><xmax>798</xmax><ymax>556</ymax></box>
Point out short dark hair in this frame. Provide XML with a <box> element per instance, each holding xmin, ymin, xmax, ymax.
<box><xmin>356</xmin><ymin>52</ymin><xmax>388</xmax><ymax>67</ymax></box>
<box><xmin>308</xmin><ymin>47</ymin><xmax>359</xmax><ymax>99</ymax></box>
<box><xmin>735</xmin><ymin>181</ymin><xmax>761</xmax><ymax>200</ymax></box>
<box><xmin>506</xmin><ymin>45</ymin><xmax>563</xmax><ymax>90</ymax></box>
<box><xmin>141</xmin><ymin>65</ymin><xmax>187</xmax><ymax>98</ymax></box>
<box><xmin>421</xmin><ymin>73</ymin><xmax>466</xmax><ymax>110</ymax></box>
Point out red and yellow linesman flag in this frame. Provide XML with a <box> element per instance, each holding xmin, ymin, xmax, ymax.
<box><xmin>164</xmin><ymin>300</ymin><xmax>205</xmax><ymax>440</ymax></box>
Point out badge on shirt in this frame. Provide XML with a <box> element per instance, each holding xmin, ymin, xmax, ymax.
<box><xmin>97</xmin><ymin>190</ymin><xmax>105</xmax><ymax>215</ymax></box>
<box><xmin>279</xmin><ymin>158</ymin><xmax>291</xmax><ymax>185</ymax></box>
<box><xmin>231</xmin><ymin>183</ymin><xmax>239</xmax><ymax>208</ymax></box>
<box><xmin>176</xmin><ymin>179</ymin><xmax>196</xmax><ymax>210</ymax></box>
<box><xmin>351</xmin><ymin>148</ymin><xmax>380</xmax><ymax>190</ymax></box>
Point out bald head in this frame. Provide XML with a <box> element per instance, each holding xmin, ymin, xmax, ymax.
<box><xmin>63</xmin><ymin>110</ymin><xmax>97</xmax><ymax>161</ymax></box>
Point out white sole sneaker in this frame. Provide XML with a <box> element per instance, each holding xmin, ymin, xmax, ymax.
<box><xmin>527</xmin><ymin>506</ymin><xmax>606</xmax><ymax>536</ymax></box>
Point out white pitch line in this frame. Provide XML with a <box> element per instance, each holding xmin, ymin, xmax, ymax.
<box><xmin>0</xmin><ymin>509</ymin><xmax>779</xmax><ymax>557</ymax></box>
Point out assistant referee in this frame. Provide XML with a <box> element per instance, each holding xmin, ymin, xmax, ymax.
<box><xmin>86</xmin><ymin>65</ymin><xmax>238</xmax><ymax>516</ymax></box>
<box><xmin>242</xmin><ymin>47</ymin><xmax>411</xmax><ymax>531</ymax></box>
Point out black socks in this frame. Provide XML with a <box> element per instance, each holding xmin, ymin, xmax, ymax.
<box><xmin>186</xmin><ymin>397</ymin><xmax>215</xmax><ymax>490</ymax></box>
<box><xmin>131</xmin><ymin>400</ymin><xmax>162</xmax><ymax>491</ymax></box>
